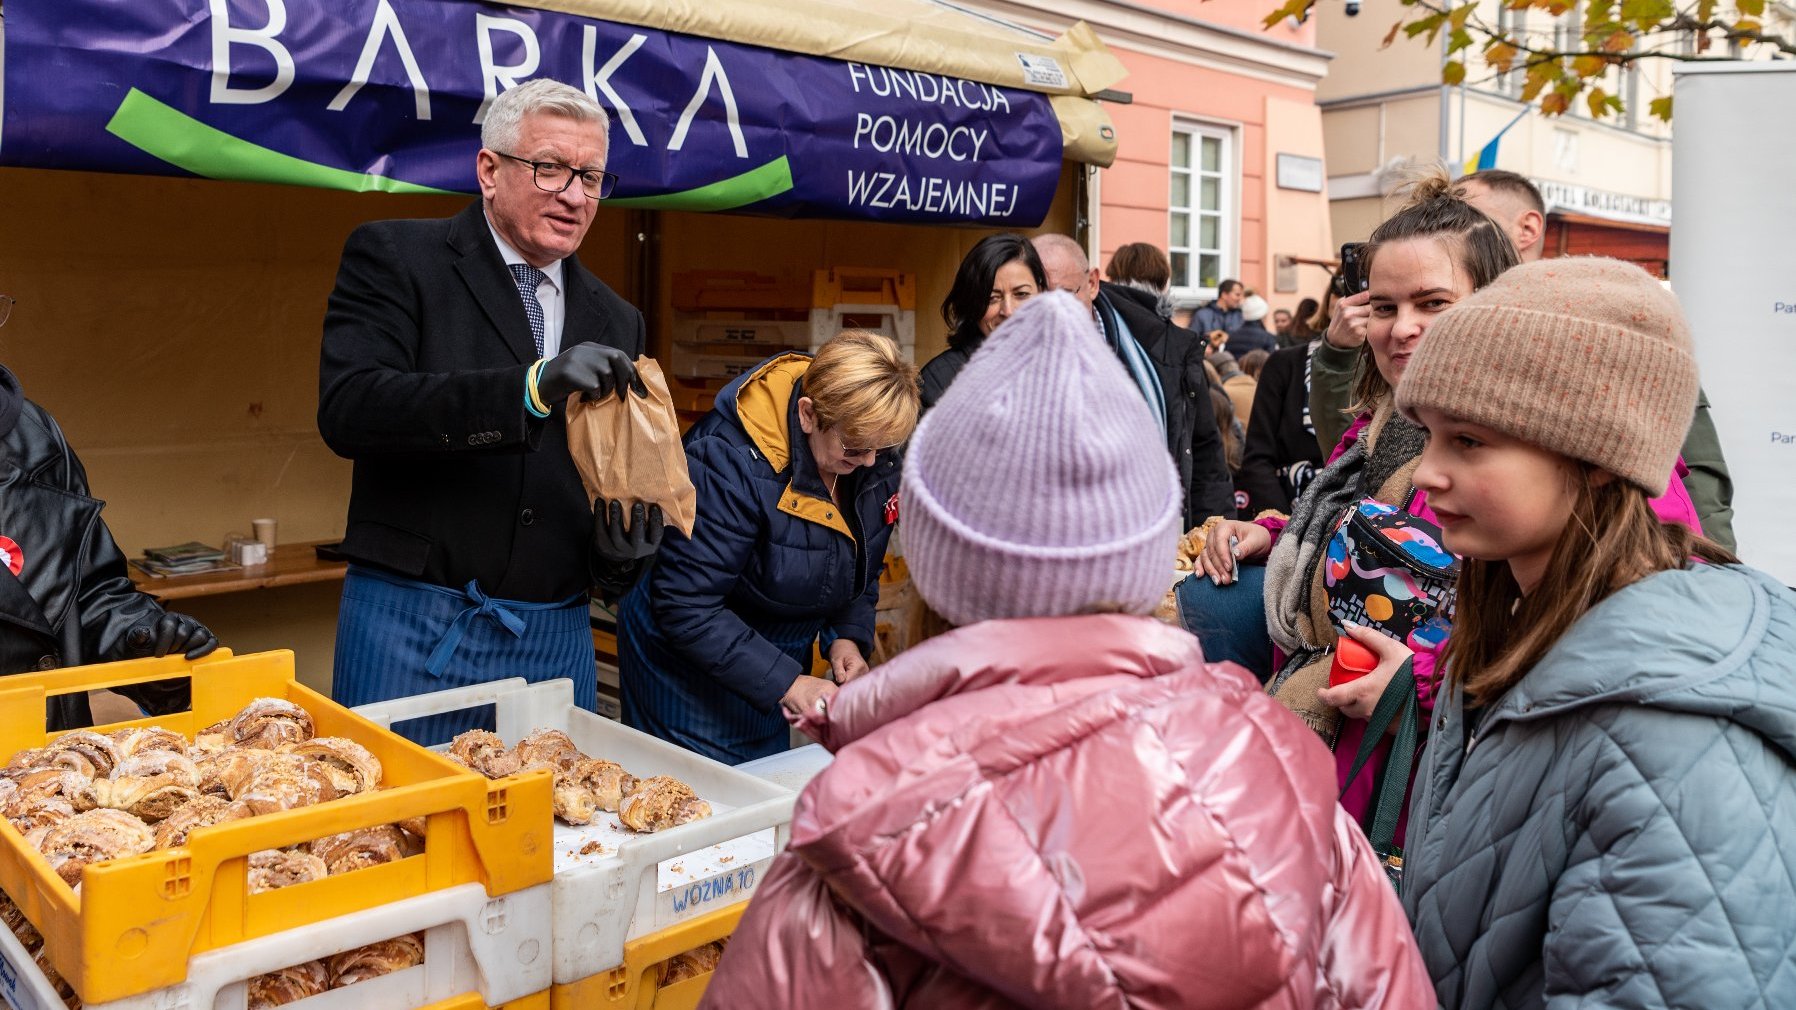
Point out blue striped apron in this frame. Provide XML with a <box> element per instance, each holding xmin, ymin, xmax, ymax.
<box><xmin>331</xmin><ymin>565</ymin><xmax>596</xmax><ymax>746</ymax></box>
<box><xmin>615</xmin><ymin>585</ymin><xmax>815</xmax><ymax>766</ymax></box>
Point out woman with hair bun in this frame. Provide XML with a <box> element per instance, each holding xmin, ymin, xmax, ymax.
<box><xmin>1178</xmin><ymin>168</ymin><xmax>1701</xmax><ymax>848</ymax></box>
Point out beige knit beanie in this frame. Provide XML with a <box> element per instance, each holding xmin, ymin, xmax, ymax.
<box><xmin>1396</xmin><ymin>257</ymin><xmax>1699</xmax><ymax>495</ymax></box>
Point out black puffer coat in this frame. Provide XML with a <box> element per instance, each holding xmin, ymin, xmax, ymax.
<box><xmin>0</xmin><ymin>366</ymin><xmax>187</xmax><ymax>722</ymax></box>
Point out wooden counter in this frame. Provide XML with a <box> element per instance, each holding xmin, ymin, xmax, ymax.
<box><xmin>128</xmin><ymin>540</ymin><xmax>347</xmax><ymax>602</ymax></box>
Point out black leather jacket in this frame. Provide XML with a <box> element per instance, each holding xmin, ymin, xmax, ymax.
<box><xmin>0</xmin><ymin>366</ymin><xmax>187</xmax><ymax>722</ymax></box>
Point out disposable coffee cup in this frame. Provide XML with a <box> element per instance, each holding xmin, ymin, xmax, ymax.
<box><xmin>252</xmin><ymin>518</ymin><xmax>278</xmax><ymax>550</ymax></box>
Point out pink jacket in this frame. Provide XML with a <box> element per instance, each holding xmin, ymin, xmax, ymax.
<box><xmin>700</xmin><ymin>614</ymin><xmax>1433</xmax><ymax>1010</ymax></box>
<box><xmin>1255</xmin><ymin>413</ymin><xmax>1705</xmax><ymax>830</ymax></box>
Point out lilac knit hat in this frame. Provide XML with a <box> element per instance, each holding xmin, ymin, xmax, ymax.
<box><xmin>901</xmin><ymin>291</ymin><xmax>1182</xmax><ymax>627</ymax></box>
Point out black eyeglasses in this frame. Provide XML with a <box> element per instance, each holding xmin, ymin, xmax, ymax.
<box><xmin>0</xmin><ymin>295</ymin><xmax>12</xmax><ymax>328</ymax></box>
<box><xmin>493</xmin><ymin>151</ymin><xmax>618</xmax><ymax>200</ymax></box>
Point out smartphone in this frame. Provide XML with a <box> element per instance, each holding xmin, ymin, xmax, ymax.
<box><xmin>1333</xmin><ymin>241</ymin><xmax>1369</xmax><ymax>299</ymax></box>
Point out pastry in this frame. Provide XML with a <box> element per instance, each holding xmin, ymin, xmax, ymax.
<box><xmin>153</xmin><ymin>795</ymin><xmax>253</xmax><ymax>849</ymax></box>
<box><xmin>4</xmin><ymin>746</ymin><xmax>53</xmax><ymax>771</ymax></box>
<box><xmin>327</xmin><ymin>933</ymin><xmax>425</xmax><ymax>986</ymax></box>
<box><xmin>77</xmin><ymin>750</ymin><xmax>204</xmax><ymax>822</ymax></box>
<box><xmin>11</xmin><ymin>795</ymin><xmax>75</xmax><ymax>846</ymax></box>
<box><xmin>551</xmin><ymin>758</ymin><xmax>637</xmax><ymax>825</ymax></box>
<box><xmin>618</xmin><ymin>776</ymin><xmax>711</xmax><ymax>833</ymax></box>
<box><xmin>660</xmin><ymin>941</ymin><xmax>725</xmax><ymax>986</ymax></box>
<box><xmin>110</xmin><ymin>727</ymin><xmax>189</xmax><ymax>758</ymax></box>
<box><xmin>7</xmin><ymin>768</ymin><xmax>88</xmax><ymax>811</ymax></box>
<box><xmin>309</xmin><ymin>824</ymin><xmax>408</xmax><ymax>875</ymax></box>
<box><xmin>46</xmin><ymin>730</ymin><xmax>122</xmax><ymax>779</ymax></box>
<box><xmin>232</xmin><ymin>753</ymin><xmax>339</xmax><ymax>814</ymax></box>
<box><xmin>247</xmin><ymin>848</ymin><xmax>330</xmax><ymax>893</ymax></box>
<box><xmin>0</xmin><ymin>891</ymin><xmax>43</xmax><ymax>952</ymax></box>
<box><xmin>197</xmin><ymin>747</ymin><xmax>271</xmax><ymax>797</ymax></box>
<box><xmin>192</xmin><ymin>719</ymin><xmax>233</xmax><ymax>756</ymax></box>
<box><xmin>448</xmin><ymin>730</ymin><xmax>520</xmax><ymax>778</ymax></box>
<box><xmin>278</xmin><ymin>737</ymin><xmax>381</xmax><ymax>795</ymax></box>
<box><xmin>513</xmin><ymin>728</ymin><xmax>579</xmax><ymax>771</ymax></box>
<box><xmin>38</xmin><ymin>808</ymin><xmax>156</xmax><ymax>887</ymax></box>
<box><xmin>247</xmin><ymin>959</ymin><xmax>330</xmax><ymax>1008</ymax></box>
<box><xmin>229</xmin><ymin>698</ymin><xmax>315</xmax><ymax>750</ymax></box>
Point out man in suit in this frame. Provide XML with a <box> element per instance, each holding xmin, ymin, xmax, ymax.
<box><xmin>1031</xmin><ymin>235</ymin><xmax>1235</xmax><ymax>526</ymax></box>
<box><xmin>318</xmin><ymin>79</ymin><xmax>661</xmax><ymax>742</ymax></box>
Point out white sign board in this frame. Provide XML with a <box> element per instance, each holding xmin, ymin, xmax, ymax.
<box><xmin>1671</xmin><ymin>63</ymin><xmax>1796</xmax><ymax>584</ymax></box>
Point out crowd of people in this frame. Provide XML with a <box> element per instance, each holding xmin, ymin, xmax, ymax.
<box><xmin>4</xmin><ymin>76</ymin><xmax>1792</xmax><ymax>1009</ymax></box>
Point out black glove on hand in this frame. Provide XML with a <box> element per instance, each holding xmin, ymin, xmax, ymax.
<box><xmin>538</xmin><ymin>344</ymin><xmax>648</xmax><ymax>404</ymax></box>
<box><xmin>126</xmin><ymin>612</ymin><xmax>219</xmax><ymax>661</ymax></box>
<box><xmin>593</xmin><ymin>499</ymin><xmax>665</xmax><ymax>565</ymax></box>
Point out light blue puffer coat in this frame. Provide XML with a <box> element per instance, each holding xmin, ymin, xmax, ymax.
<box><xmin>1403</xmin><ymin>563</ymin><xmax>1796</xmax><ymax>1009</ymax></box>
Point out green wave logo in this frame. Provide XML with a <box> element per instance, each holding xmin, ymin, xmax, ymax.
<box><xmin>105</xmin><ymin>87</ymin><xmax>794</xmax><ymax>211</ymax></box>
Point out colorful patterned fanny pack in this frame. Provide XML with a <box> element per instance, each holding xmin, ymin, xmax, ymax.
<box><xmin>1323</xmin><ymin>497</ymin><xmax>1458</xmax><ymax>652</ymax></box>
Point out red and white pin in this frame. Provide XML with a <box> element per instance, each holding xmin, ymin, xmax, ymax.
<box><xmin>883</xmin><ymin>493</ymin><xmax>900</xmax><ymax>525</ymax></box>
<box><xmin>0</xmin><ymin>536</ymin><xmax>22</xmax><ymax>577</ymax></box>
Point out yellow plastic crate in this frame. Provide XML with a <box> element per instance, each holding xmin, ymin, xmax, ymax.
<box><xmin>550</xmin><ymin>901</ymin><xmax>745</xmax><ymax>1010</ymax></box>
<box><xmin>0</xmin><ymin>649</ymin><xmax>554</xmax><ymax>1005</ymax></box>
<box><xmin>425</xmin><ymin>989</ymin><xmax>549</xmax><ymax>1009</ymax></box>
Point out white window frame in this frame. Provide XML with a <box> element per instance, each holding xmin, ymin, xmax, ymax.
<box><xmin>1168</xmin><ymin>118</ymin><xmax>1238</xmax><ymax>308</ymax></box>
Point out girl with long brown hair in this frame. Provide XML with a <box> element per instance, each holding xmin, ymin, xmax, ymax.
<box><xmin>1376</xmin><ymin>256</ymin><xmax>1796</xmax><ymax>1009</ymax></box>
<box><xmin>1183</xmin><ymin>169</ymin><xmax>1702</xmax><ymax>846</ymax></box>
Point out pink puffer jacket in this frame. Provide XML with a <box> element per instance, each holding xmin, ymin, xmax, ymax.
<box><xmin>699</xmin><ymin>614</ymin><xmax>1433</xmax><ymax>1010</ymax></box>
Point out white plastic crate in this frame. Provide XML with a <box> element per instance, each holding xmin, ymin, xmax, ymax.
<box><xmin>0</xmin><ymin>881</ymin><xmax>551</xmax><ymax>1010</ymax></box>
<box><xmin>355</xmin><ymin>679</ymin><xmax>796</xmax><ymax>989</ymax></box>
<box><xmin>735</xmin><ymin>744</ymin><xmax>834</xmax><ymax>796</ymax></box>
<box><xmin>809</xmin><ymin>305</ymin><xmax>917</xmax><ymax>355</ymax></box>
<box><xmin>671</xmin><ymin>317</ymin><xmax>810</xmax><ymax>347</ymax></box>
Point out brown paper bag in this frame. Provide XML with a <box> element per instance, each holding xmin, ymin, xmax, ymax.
<box><xmin>564</xmin><ymin>357</ymin><xmax>698</xmax><ymax>537</ymax></box>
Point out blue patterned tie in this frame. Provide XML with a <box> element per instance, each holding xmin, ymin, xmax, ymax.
<box><xmin>508</xmin><ymin>263</ymin><xmax>547</xmax><ymax>357</ymax></box>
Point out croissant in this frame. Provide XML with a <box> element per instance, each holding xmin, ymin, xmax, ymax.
<box><xmin>278</xmin><ymin>737</ymin><xmax>381</xmax><ymax>795</ymax></box>
<box><xmin>10</xmin><ymin>795</ymin><xmax>75</xmax><ymax>847</ymax></box>
<box><xmin>197</xmin><ymin>748</ymin><xmax>271</xmax><ymax>797</ymax></box>
<box><xmin>110</xmin><ymin>727</ymin><xmax>189</xmax><ymax>758</ymax></box>
<box><xmin>154</xmin><ymin>795</ymin><xmax>253</xmax><ymax>849</ymax></box>
<box><xmin>247</xmin><ymin>848</ymin><xmax>330</xmax><ymax>893</ymax></box>
<box><xmin>327</xmin><ymin>933</ymin><xmax>425</xmax><ymax>986</ymax></box>
<box><xmin>39</xmin><ymin>808</ymin><xmax>157</xmax><ymax>887</ymax></box>
<box><xmin>191</xmin><ymin>720</ymin><xmax>233</xmax><ymax>756</ymax></box>
<box><xmin>247</xmin><ymin>959</ymin><xmax>330</xmax><ymax>1008</ymax></box>
<box><xmin>229</xmin><ymin>698</ymin><xmax>315</xmax><ymax>750</ymax></box>
<box><xmin>513</xmin><ymin>728</ymin><xmax>580</xmax><ymax>771</ymax></box>
<box><xmin>660</xmin><ymin>941</ymin><xmax>726</xmax><ymax>986</ymax></box>
<box><xmin>448</xmin><ymin>730</ymin><xmax>520</xmax><ymax>778</ymax></box>
<box><xmin>309</xmin><ymin>824</ymin><xmax>408</xmax><ymax>875</ymax></box>
<box><xmin>233</xmin><ymin>753</ymin><xmax>339</xmax><ymax>815</ymax></box>
<box><xmin>618</xmin><ymin>776</ymin><xmax>711</xmax><ymax>833</ymax></box>
<box><xmin>7</xmin><ymin>768</ymin><xmax>88</xmax><ymax>811</ymax></box>
<box><xmin>4</xmin><ymin>746</ymin><xmax>53</xmax><ymax>771</ymax></box>
<box><xmin>46</xmin><ymin>730</ymin><xmax>122</xmax><ymax>779</ymax></box>
<box><xmin>552</xmin><ymin>758</ymin><xmax>637</xmax><ymax>825</ymax></box>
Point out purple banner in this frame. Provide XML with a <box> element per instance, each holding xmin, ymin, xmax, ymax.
<box><xmin>0</xmin><ymin>0</ymin><xmax>1064</xmax><ymax>224</ymax></box>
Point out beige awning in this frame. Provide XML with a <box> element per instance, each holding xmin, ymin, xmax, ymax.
<box><xmin>511</xmin><ymin>0</ymin><xmax>1125</xmax><ymax>166</ymax></box>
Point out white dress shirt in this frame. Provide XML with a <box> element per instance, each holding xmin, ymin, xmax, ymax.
<box><xmin>485</xmin><ymin>215</ymin><xmax>566</xmax><ymax>359</ymax></box>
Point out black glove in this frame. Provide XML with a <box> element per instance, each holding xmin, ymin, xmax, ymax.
<box><xmin>593</xmin><ymin>499</ymin><xmax>665</xmax><ymax>565</ymax></box>
<box><xmin>126</xmin><ymin>612</ymin><xmax>219</xmax><ymax>661</ymax></box>
<box><xmin>538</xmin><ymin>344</ymin><xmax>648</xmax><ymax>404</ymax></box>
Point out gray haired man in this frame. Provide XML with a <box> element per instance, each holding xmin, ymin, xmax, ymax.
<box><xmin>318</xmin><ymin>79</ymin><xmax>661</xmax><ymax>742</ymax></box>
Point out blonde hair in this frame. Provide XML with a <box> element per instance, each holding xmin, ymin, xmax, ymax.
<box><xmin>804</xmin><ymin>331</ymin><xmax>921</xmax><ymax>448</ymax></box>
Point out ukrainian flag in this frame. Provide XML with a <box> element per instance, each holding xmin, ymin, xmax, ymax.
<box><xmin>1461</xmin><ymin>108</ymin><xmax>1531</xmax><ymax>176</ymax></box>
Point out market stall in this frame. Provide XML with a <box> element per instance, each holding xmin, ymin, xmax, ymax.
<box><xmin>0</xmin><ymin>0</ymin><xmax>1126</xmax><ymax>688</ymax></box>
<box><xmin>0</xmin><ymin>1</ymin><xmax>1131</xmax><ymax>1002</ymax></box>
